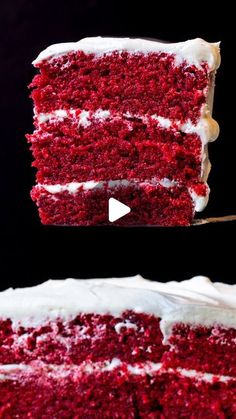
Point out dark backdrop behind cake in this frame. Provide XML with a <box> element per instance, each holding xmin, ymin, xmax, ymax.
<box><xmin>0</xmin><ymin>0</ymin><xmax>235</xmax><ymax>288</ymax></box>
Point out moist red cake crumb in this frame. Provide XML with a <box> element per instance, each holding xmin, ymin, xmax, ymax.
<box><xmin>0</xmin><ymin>313</ymin><xmax>166</xmax><ymax>365</ymax></box>
<box><xmin>31</xmin><ymin>51</ymin><xmax>209</xmax><ymax>122</ymax></box>
<box><xmin>31</xmin><ymin>181</ymin><xmax>195</xmax><ymax>226</ymax></box>
<box><xmin>1</xmin><ymin>366</ymin><xmax>236</xmax><ymax>418</ymax></box>
<box><xmin>27</xmin><ymin>115</ymin><xmax>201</xmax><ymax>185</ymax></box>
<box><xmin>1</xmin><ymin>312</ymin><xmax>235</xmax><ymax>377</ymax></box>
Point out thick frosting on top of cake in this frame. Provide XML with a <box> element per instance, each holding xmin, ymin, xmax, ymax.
<box><xmin>0</xmin><ymin>276</ymin><xmax>236</xmax><ymax>340</ymax></box>
<box><xmin>33</xmin><ymin>37</ymin><xmax>220</xmax><ymax>71</ymax></box>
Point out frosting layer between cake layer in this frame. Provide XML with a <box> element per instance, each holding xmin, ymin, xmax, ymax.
<box><xmin>0</xmin><ymin>361</ymin><xmax>234</xmax><ymax>383</ymax></box>
<box><xmin>36</xmin><ymin>107</ymin><xmax>219</xmax><ymax>146</ymax></box>
<box><xmin>36</xmin><ymin>180</ymin><xmax>209</xmax><ymax>213</ymax></box>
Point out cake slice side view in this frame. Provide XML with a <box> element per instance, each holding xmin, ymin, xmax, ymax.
<box><xmin>0</xmin><ymin>276</ymin><xmax>236</xmax><ymax>417</ymax></box>
<box><xmin>27</xmin><ymin>37</ymin><xmax>220</xmax><ymax>226</ymax></box>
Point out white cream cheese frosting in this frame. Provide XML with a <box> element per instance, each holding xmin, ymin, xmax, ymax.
<box><xmin>36</xmin><ymin>107</ymin><xmax>219</xmax><ymax>146</ymax></box>
<box><xmin>33</xmin><ymin>37</ymin><xmax>220</xmax><ymax>71</ymax></box>
<box><xmin>0</xmin><ymin>361</ymin><xmax>234</xmax><ymax>383</ymax></box>
<box><xmin>37</xmin><ymin>178</ymin><xmax>178</xmax><ymax>194</ymax></box>
<box><xmin>189</xmin><ymin>187</ymin><xmax>209</xmax><ymax>212</ymax></box>
<box><xmin>0</xmin><ymin>276</ymin><xmax>236</xmax><ymax>342</ymax></box>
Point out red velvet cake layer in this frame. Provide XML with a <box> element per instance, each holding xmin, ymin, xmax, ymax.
<box><xmin>0</xmin><ymin>313</ymin><xmax>165</xmax><ymax>366</ymax></box>
<box><xmin>163</xmin><ymin>324</ymin><xmax>236</xmax><ymax>376</ymax></box>
<box><xmin>31</xmin><ymin>181</ymin><xmax>197</xmax><ymax>226</ymax></box>
<box><xmin>27</xmin><ymin>113</ymin><xmax>202</xmax><ymax>185</ymax></box>
<box><xmin>0</xmin><ymin>365</ymin><xmax>235</xmax><ymax>418</ymax></box>
<box><xmin>31</xmin><ymin>51</ymin><xmax>210</xmax><ymax>122</ymax></box>
<box><xmin>1</xmin><ymin>312</ymin><xmax>235</xmax><ymax>376</ymax></box>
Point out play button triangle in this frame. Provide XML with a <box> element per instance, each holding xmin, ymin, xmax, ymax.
<box><xmin>108</xmin><ymin>198</ymin><xmax>131</xmax><ymax>222</ymax></box>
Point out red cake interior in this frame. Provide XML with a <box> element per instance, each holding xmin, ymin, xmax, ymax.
<box><xmin>0</xmin><ymin>312</ymin><xmax>234</xmax><ymax>376</ymax></box>
<box><xmin>164</xmin><ymin>323</ymin><xmax>236</xmax><ymax>376</ymax></box>
<box><xmin>0</xmin><ymin>309</ymin><xmax>235</xmax><ymax>416</ymax></box>
<box><xmin>0</xmin><ymin>313</ymin><xmax>165</xmax><ymax>365</ymax></box>
<box><xmin>31</xmin><ymin>181</ymin><xmax>197</xmax><ymax>226</ymax></box>
<box><xmin>0</xmin><ymin>364</ymin><xmax>235</xmax><ymax>418</ymax></box>
<box><xmin>27</xmin><ymin>113</ymin><xmax>201</xmax><ymax>185</ymax></box>
<box><xmin>31</xmin><ymin>51</ymin><xmax>210</xmax><ymax>122</ymax></box>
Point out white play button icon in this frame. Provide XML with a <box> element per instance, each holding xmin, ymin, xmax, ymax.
<box><xmin>108</xmin><ymin>198</ymin><xmax>131</xmax><ymax>222</ymax></box>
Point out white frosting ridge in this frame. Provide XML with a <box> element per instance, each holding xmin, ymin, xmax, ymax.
<box><xmin>40</xmin><ymin>180</ymin><xmax>101</xmax><ymax>194</ymax></box>
<box><xmin>36</xmin><ymin>107</ymin><xmax>219</xmax><ymax>145</ymax></box>
<box><xmin>37</xmin><ymin>178</ymin><xmax>178</xmax><ymax>194</ymax></box>
<box><xmin>151</xmin><ymin>107</ymin><xmax>219</xmax><ymax>145</ymax></box>
<box><xmin>0</xmin><ymin>276</ymin><xmax>236</xmax><ymax>342</ymax></box>
<box><xmin>114</xmin><ymin>320</ymin><xmax>138</xmax><ymax>334</ymax></box>
<box><xmin>0</xmin><ymin>361</ymin><xmax>234</xmax><ymax>383</ymax></box>
<box><xmin>33</xmin><ymin>37</ymin><xmax>220</xmax><ymax>71</ymax></box>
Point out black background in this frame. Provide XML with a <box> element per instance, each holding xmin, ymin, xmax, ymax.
<box><xmin>0</xmin><ymin>1</ymin><xmax>235</xmax><ymax>289</ymax></box>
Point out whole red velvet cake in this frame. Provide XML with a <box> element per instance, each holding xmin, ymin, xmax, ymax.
<box><xmin>27</xmin><ymin>37</ymin><xmax>220</xmax><ymax>226</ymax></box>
<box><xmin>0</xmin><ymin>276</ymin><xmax>236</xmax><ymax>417</ymax></box>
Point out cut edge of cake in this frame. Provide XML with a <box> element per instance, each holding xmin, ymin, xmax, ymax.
<box><xmin>28</xmin><ymin>37</ymin><xmax>221</xmax><ymax>225</ymax></box>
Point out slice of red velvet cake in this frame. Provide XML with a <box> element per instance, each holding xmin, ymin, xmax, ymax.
<box><xmin>1</xmin><ymin>276</ymin><xmax>236</xmax><ymax>417</ymax></box>
<box><xmin>27</xmin><ymin>37</ymin><xmax>220</xmax><ymax>226</ymax></box>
